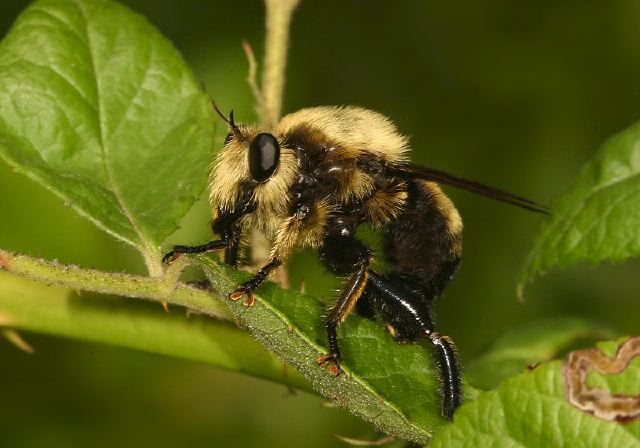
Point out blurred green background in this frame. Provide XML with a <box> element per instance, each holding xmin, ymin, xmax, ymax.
<box><xmin>1</xmin><ymin>0</ymin><xmax>640</xmax><ymax>446</ymax></box>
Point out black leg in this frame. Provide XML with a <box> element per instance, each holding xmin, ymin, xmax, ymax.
<box><xmin>222</xmin><ymin>226</ymin><xmax>241</xmax><ymax>267</ymax></box>
<box><xmin>211</xmin><ymin>197</ymin><xmax>256</xmax><ymax>267</ymax></box>
<box><xmin>228</xmin><ymin>259</ymin><xmax>281</xmax><ymax>306</ymax></box>
<box><xmin>366</xmin><ymin>270</ymin><xmax>462</xmax><ymax>420</ymax></box>
<box><xmin>428</xmin><ymin>332</ymin><xmax>461</xmax><ymax>419</ymax></box>
<box><xmin>162</xmin><ymin>240</ymin><xmax>228</xmax><ymax>265</ymax></box>
<box><xmin>318</xmin><ymin>265</ymin><xmax>369</xmax><ymax>376</ymax></box>
<box><xmin>355</xmin><ymin>294</ymin><xmax>376</xmax><ymax>320</ymax></box>
<box><xmin>317</xmin><ymin>229</ymin><xmax>371</xmax><ymax>376</ymax></box>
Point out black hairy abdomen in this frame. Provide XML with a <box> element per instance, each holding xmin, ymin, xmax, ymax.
<box><xmin>383</xmin><ymin>179</ymin><xmax>461</xmax><ymax>299</ymax></box>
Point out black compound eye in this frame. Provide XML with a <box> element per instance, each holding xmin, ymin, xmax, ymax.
<box><xmin>249</xmin><ymin>133</ymin><xmax>280</xmax><ymax>182</ymax></box>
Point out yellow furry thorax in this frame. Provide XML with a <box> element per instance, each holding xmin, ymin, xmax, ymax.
<box><xmin>208</xmin><ymin>105</ymin><xmax>412</xmax><ymax>238</ymax></box>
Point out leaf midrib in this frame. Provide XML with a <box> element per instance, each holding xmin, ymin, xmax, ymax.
<box><xmin>73</xmin><ymin>0</ymin><xmax>156</xmax><ymax>257</ymax></box>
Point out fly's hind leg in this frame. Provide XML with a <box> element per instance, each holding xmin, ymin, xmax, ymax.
<box><xmin>366</xmin><ymin>271</ymin><xmax>462</xmax><ymax>420</ymax></box>
<box><xmin>428</xmin><ymin>332</ymin><xmax>461</xmax><ymax>419</ymax></box>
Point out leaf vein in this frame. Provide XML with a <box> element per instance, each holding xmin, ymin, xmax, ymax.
<box><xmin>71</xmin><ymin>0</ymin><xmax>158</xmax><ymax>262</ymax></box>
<box><xmin>551</xmin><ymin>172</ymin><xmax>640</xmax><ymax>260</ymax></box>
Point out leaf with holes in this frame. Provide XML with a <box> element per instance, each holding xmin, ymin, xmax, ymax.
<box><xmin>0</xmin><ymin>0</ymin><xmax>214</xmax><ymax>272</ymax></box>
<box><xmin>520</xmin><ymin>121</ymin><xmax>640</xmax><ymax>292</ymax></box>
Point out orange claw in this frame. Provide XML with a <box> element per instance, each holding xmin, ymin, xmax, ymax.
<box><xmin>317</xmin><ymin>354</ymin><xmax>342</xmax><ymax>376</ymax></box>
<box><xmin>243</xmin><ymin>292</ymin><xmax>255</xmax><ymax>307</ymax></box>
<box><xmin>228</xmin><ymin>288</ymin><xmax>255</xmax><ymax>306</ymax></box>
<box><xmin>162</xmin><ymin>251</ymin><xmax>182</xmax><ymax>266</ymax></box>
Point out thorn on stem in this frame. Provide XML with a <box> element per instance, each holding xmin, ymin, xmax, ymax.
<box><xmin>2</xmin><ymin>329</ymin><xmax>35</xmax><ymax>354</ymax></box>
<box><xmin>332</xmin><ymin>434</ymin><xmax>396</xmax><ymax>446</ymax></box>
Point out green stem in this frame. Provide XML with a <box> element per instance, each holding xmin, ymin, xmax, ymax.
<box><xmin>261</xmin><ymin>0</ymin><xmax>300</xmax><ymax>125</ymax></box>
<box><xmin>0</xmin><ymin>250</ymin><xmax>229</xmax><ymax>320</ymax></box>
<box><xmin>0</xmin><ymin>268</ymin><xmax>312</xmax><ymax>393</ymax></box>
<box><xmin>142</xmin><ymin>246</ymin><xmax>165</xmax><ymax>278</ymax></box>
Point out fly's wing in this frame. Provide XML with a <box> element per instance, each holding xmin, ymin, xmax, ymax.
<box><xmin>390</xmin><ymin>164</ymin><xmax>549</xmax><ymax>214</ymax></box>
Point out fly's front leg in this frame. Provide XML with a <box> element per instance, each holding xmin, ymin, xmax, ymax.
<box><xmin>213</xmin><ymin>200</ymin><xmax>255</xmax><ymax>267</ymax></box>
<box><xmin>162</xmin><ymin>240</ymin><xmax>228</xmax><ymax>265</ymax></box>
<box><xmin>163</xmin><ymin>198</ymin><xmax>255</xmax><ymax>266</ymax></box>
<box><xmin>220</xmin><ymin>224</ymin><xmax>241</xmax><ymax>267</ymax></box>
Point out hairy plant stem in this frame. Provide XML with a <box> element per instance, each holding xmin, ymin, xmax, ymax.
<box><xmin>244</xmin><ymin>0</ymin><xmax>300</xmax><ymax>285</ymax></box>
<box><xmin>0</xmin><ymin>250</ymin><xmax>230</xmax><ymax>319</ymax></box>
<box><xmin>261</xmin><ymin>0</ymin><xmax>300</xmax><ymax>125</ymax></box>
<box><xmin>0</xmin><ymin>257</ymin><xmax>312</xmax><ymax>393</ymax></box>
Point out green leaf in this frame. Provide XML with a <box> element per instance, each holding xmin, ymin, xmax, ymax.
<box><xmin>199</xmin><ymin>257</ymin><xmax>480</xmax><ymax>445</ymax></box>
<box><xmin>0</xmin><ymin>248</ymin><xmax>478</xmax><ymax>443</ymax></box>
<box><xmin>0</xmin><ymin>270</ymin><xmax>311</xmax><ymax>393</ymax></box>
<box><xmin>466</xmin><ymin>318</ymin><xmax>612</xmax><ymax>389</ymax></box>
<box><xmin>520</xmin><ymin>121</ymin><xmax>640</xmax><ymax>291</ymax></box>
<box><xmin>431</xmin><ymin>340</ymin><xmax>640</xmax><ymax>448</ymax></box>
<box><xmin>0</xmin><ymin>0</ymin><xmax>214</xmax><ymax>272</ymax></box>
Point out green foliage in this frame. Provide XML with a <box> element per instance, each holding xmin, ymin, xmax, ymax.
<box><xmin>431</xmin><ymin>340</ymin><xmax>640</xmax><ymax>447</ymax></box>
<box><xmin>0</xmin><ymin>0</ymin><xmax>639</xmax><ymax>446</ymax></box>
<box><xmin>0</xmin><ymin>0</ymin><xmax>477</xmax><ymax>443</ymax></box>
<box><xmin>0</xmin><ymin>0</ymin><xmax>214</xmax><ymax>271</ymax></box>
<box><xmin>467</xmin><ymin>318</ymin><xmax>611</xmax><ymax>389</ymax></box>
<box><xmin>0</xmin><ymin>269</ymin><xmax>311</xmax><ymax>391</ymax></box>
<box><xmin>200</xmin><ymin>257</ymin><xmax>480</xmax><ymax>445</ymax></box>
<box><xmin>520</xmin><ymin>121</ymin><xmax>640</xmax><ymax>291</ymax></box>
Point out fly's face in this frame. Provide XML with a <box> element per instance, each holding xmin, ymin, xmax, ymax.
<box><xmin>209</xmin><ymin>126</ymin><xmax>298</xmax><ymax>235</ymax></box>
